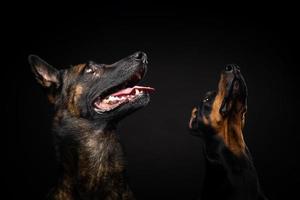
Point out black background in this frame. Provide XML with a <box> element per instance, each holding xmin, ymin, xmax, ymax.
<box><xmin>4</xmin><ymin>3</ymin><xmax>299</xmax><ymax>200</ymax></box>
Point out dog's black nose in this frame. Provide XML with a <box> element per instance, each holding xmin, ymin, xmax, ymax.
<box><xmin>224</xmin><ymin>64</ymin><xmax>241</xmax><ymax>72</ymax></box>
<box><xmin>133</xmin><ymin>51</ymin><xmax>148</xmax><ymax>64</ymax></box>
<box><xmin>225</xmin><ymin>64</ymin><xmax>233</xmax><ymax>72</ymax></box>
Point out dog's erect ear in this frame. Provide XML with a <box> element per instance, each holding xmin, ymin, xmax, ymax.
<box><xmin>28</xmin><ymin>55</ymin><xmax>60</xmax><ymax>88</ymax></box>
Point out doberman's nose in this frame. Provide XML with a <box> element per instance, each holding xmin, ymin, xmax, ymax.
<box><xmin>132</xmin><ymin>51</ymin><xmax>148</xmax><ymax>64</ymax></box>
<box><xmin>225</xmin><ymin>64</ymin><xmax>233</xmax><ymax>72</ymax></box>
<box><xmin>225</xmin><ymin>64</ymin><xmax>240</xmax><ymax>72</ymax></box>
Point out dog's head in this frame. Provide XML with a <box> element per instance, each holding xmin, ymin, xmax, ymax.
<box><xmin>29</xmin><ymin>52</ymin><xmax>154</xmax><ymax>127</ymax></box>
<box><xmin>189</xmin><ymin>64</ymin><xmax>248</xmax><ymax>155</ymax></box>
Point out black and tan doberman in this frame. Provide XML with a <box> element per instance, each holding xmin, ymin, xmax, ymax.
<box><xmin>189</xmin><ymin>64</ymin><xmax>267</xmax><ymax>200</ymax></box>
<box><xmin>29</xmin><ymin>52</ymin><xmax>154</xmax><ymax>200</ymax></box>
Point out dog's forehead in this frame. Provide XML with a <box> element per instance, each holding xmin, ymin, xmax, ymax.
<box><xmin>68</xmin><ymin>63</ymin><xmax>86</xmax><ymax>75</ymax></box>
<box><xmin>59</xmin><ymin>64</ymin><xmax>87</xmax><ymax>88</ymax></box>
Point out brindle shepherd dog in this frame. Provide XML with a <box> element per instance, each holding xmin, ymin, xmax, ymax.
<box><xmin>29</xmin><ymin>52</ymin><xmax>154</xmax><ymax>200</ymax></box>
<box><xmin>189</xmin><ymin>64</ymin><xmax>267</xmax><ymax>200</ymax></box>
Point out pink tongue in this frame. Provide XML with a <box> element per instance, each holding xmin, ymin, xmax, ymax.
<box><xmin>111</xmin><ymin>86</ymin><xmax>155</xmax><ymax>96</ymax></box>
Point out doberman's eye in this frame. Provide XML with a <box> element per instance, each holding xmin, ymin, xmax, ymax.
<box><xmin>203</xmin><ymin>97</ymin><xmax>210</xmax><ymax>102</ymax></box>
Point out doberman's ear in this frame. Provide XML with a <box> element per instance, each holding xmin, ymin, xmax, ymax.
<box><xmin>28</xmin><ymin>55</ymin><xmax>60</xmax><ymax>88</ymax></box>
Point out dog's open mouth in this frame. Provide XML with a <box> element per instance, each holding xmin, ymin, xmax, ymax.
<box><xmin>93</xmin><ymin>65</ymin><xmax>154</xmax><ymax>112</ymax></box>
<box><xmin>94</xmin><ymin>86</ymin><xmax>154</xmax><ymax>112</ymax></box>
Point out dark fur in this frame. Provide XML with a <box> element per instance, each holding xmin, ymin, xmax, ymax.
<box><xmin>29</xmin><ymin>52</ymin><xmax>150</xmax><ymax>200</ymax></box>
<box><xmin>189</xmin><ymin>64</ymin><xmax>267</xmax><ymax>200</ymax></box>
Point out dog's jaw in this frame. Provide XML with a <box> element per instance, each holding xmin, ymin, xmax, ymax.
<box><xmin>94</xmin><ymin>86</ymin><xmax>154</xmax><ymax>113</ymax></box>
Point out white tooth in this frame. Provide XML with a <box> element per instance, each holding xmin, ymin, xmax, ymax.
<box><xmin>121</xmin><ymin>96</ymin><xmax>126</xmax><ymax>100</ymax></box>
<box><xmin>111</xmin><ymin>96</ymin><xmax>117</xmax><ymax>101</ymax></box>
<box><xmin>135</xmin><ymin>89</ymin><xmax>139</xmax><ymax>95</ymax></box>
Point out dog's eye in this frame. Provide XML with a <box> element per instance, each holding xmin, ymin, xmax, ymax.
<box><xmin>203</xmin><ymin>97</ymin><xmax>209</xmax><ymax>102</ymax></box>
<box><xmin>85</xmin><ymin>68</ymin><xmax>93</xmax><ymax>73</ymax></box>
<box><xmin>84</xmin><ymin>65</ymin><xmax>97</xmax><ymax>74</ymax></box>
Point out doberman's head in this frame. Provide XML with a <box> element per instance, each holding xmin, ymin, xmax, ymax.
<box><xmin>29</xmin><ymin>52</ymin><xmax>154</xmax><ymax>130</ymax></box>
<box><xmin>189</xmin><ymin>64</ymin><xmax>248</xmax><ymax>156</ymax></box>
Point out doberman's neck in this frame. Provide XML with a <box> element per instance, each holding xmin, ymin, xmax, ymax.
<box><xmin>203</xmin><ymin>122</ymin><xmax>251</xmax><ymax>173</ymax></box>
<box><xmin>51</xmin><ymin>115</ymin><xmax>133</xmax><ymax>199</ymax></box>
<box><xmin>218</xmin><ymin>117</ymin><xmax>246</xmax><ymax>157</ymax></box>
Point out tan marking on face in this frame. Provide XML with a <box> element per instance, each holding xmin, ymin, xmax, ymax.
<box><xmin>202</xmin><ymin>115</ymin><xmax>209</xmax><ymax>125</ymax></box>
<box><xmin>208</xmin><ymin>73</ymin><xmax>246</xmax><ymax>156</ymax></box>
<box><xmin>71</xmin><ymin>64</ymin><xmax>86</xmax><ymax>75</ymax></box>
<box><xmin>67</xmin><ymin>84</ymin><xmax>84</xmax><ymax>116</ymax></box>
<box><xmin>209</xmin><ymin>74</ymin><xmax>226</xmax><ymax>127</ymax></box>
<box><xmin>74</xmin><ymin>85</ymin><xmax>83</xmax><ymax>103</ymax></box>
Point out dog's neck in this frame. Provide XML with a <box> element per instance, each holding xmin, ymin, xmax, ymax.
<box><xmin>218</xmin><ymin>116</ymin><xmax>246</xmax><ymax>157</ymax></box>
<box><xmin>51</xmin><ymin>112</ymin><xmax>132</xmax><ymax>199</ymax></box>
